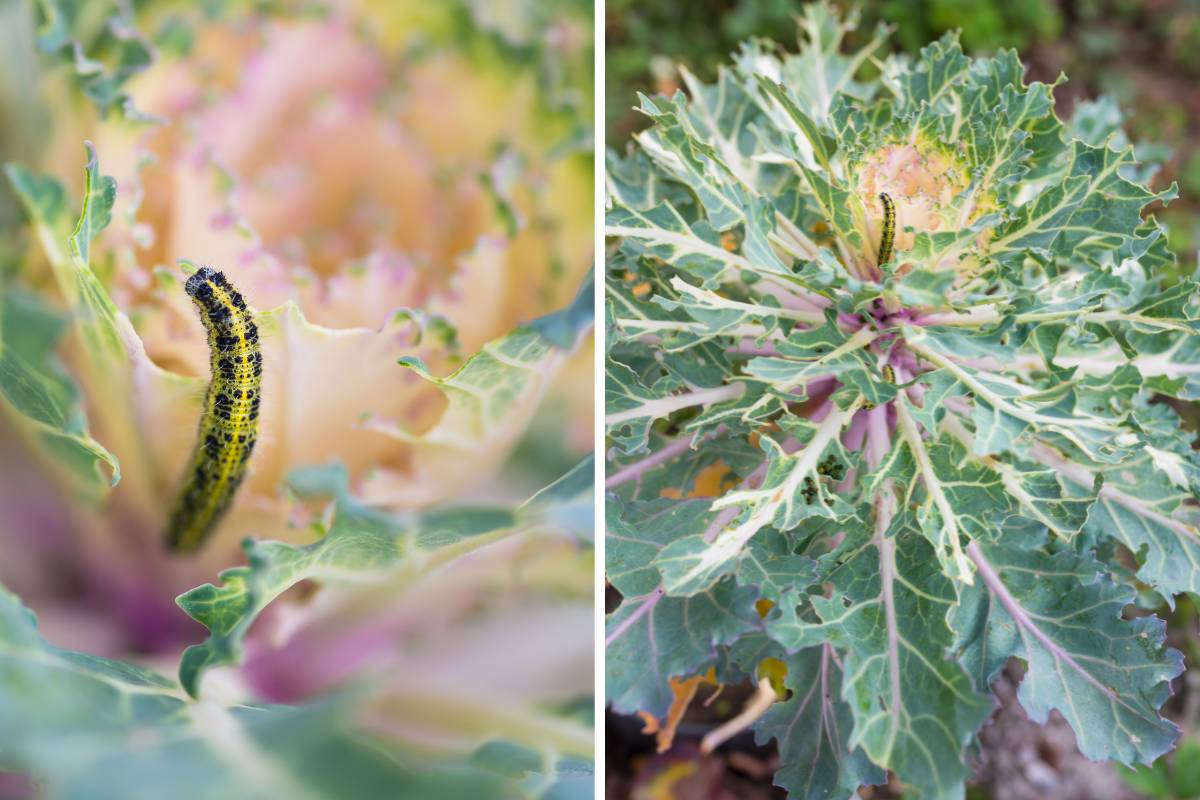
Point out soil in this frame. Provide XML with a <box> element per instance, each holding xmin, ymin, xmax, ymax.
<box><xmin>606</xmin><ymin>662</ymin><xmax>1148</xmax><ymax>799</ymax></box>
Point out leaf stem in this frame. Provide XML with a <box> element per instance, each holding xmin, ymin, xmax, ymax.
<box><xmin>1029</xmin><ymin>441</ymin><xmax>1200</xmax><ymax>542</ymax></box>
<box><xmin>680</xmin><ymin>398</ymin><xmax>862</xmax><ymax>586</ymax></box>
<box><xmin>613</xmin><ymin>318</ymin><xmax>784</xmax><ymax>340</ymax></box>
<box><xmin>907</xmin><ymin>338</ymin><xmax>1116</xmax><ymax>432</ymax></box>
<box><xmin>605</xmin><ymin>383</ymin><xmax>745</xmax><ymax>426</ymax></box>
<box><xmin>669</xmin><ymin>277</ymin><xmax>826</xmax><ymax>325</ymax></box>
<box><xmin>894</xmin><ymin>397</ymin><xmax>975</xmax><ymax>583</ymax></box>
<box><xmin>874</xmin><ymin>489</ymin><xmax>903</xmax><ymax>748</ymax></box>
<box><xmin>919</xmin><ymin>306</ymin><xmax>1195</xmax><ymax>335</ymax></box>
<box><xmin>605</xmin><ymin>588</ymin><xmax>664</xmax><ymax>647</ymax></box>
<box><xmin>965</xmin><ymin>540</ymin><xmax>1118</xmax><ymax>701</ymax></box>
<box><xmin>606</xmin><ymin>429</ymin><xmax>717</xmax><ymax>489</ymax></box>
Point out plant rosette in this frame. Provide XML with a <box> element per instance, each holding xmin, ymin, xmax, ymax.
<box><xmin>2</xmin><ymin>0</ymin><xmax>592</xmax><ymax>649</ymax></box>
<box><xmin>0</xmin><ymin>1</ymin><xmax>594</xmax><ymax>796</ymax></box>
<box><xmin>605</xmin><ymin>4</ymin><xmax>1197</xmax><ymax>798</ymax></box>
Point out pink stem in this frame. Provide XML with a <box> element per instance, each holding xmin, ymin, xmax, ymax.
<box><xmin>605</xmin><ymin>587</ymin><xmax>664</xmax><ymax>647</ymax></box>
<box><xmin>865</xmin><ymin>404</ymin><xmax>891</xmax><ymax>470</ymax></box>
<box><xmin>945</xmin><ymin>395</ymin><xmax>972</xmax><ymax>416</ymax></box>
<box><xmin>756</xmin><ymin>282</ymin><xmax>831</xmax><ymax>312</ymax></box>
<box><xmin>843</xmin><ymin>410</ymin><xmax>868</xmax><ymax>451</ymax></box>
<box><xmin>875</xmin><ymin>490</ymin><xmax>903</xmax><ymax>725</ymax></box>
<box><xmin>966</xmin><ymin>541</ymin><xmax>1118</xmax><ymax>700</ymax></box>
<box><xmin>703</xmin><ymin>505</ymin><xmax>743</xmax><ymax>544</ymax></box>
<box><xmin>606</xmin><ymin>427</ymin><xmax>725</xmax><ymax>489</ymax></box>
<box><xmin>809</xmin><ymin>399</ymin><xmax>834</xmax><ymax>423</ymax></box>
<box><xmin>793</xmin><ymin>375</ymin><xmax>837</xmax><ymax>399</ymax></box>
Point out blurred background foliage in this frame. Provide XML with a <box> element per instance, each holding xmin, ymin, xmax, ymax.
<box><xmin>606</xmin><ymin>1</ymin><xmax>1200</xmax><ymax>797</ymax></box>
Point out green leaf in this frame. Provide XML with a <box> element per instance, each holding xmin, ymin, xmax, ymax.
<box><xmin>735</xmin><ymin>529</ymin><xmax>818</xmax><ymax>626</ymax></box>
<box><xmin>0</xmin><ymin>582</ymin><xmax>504</xmax><ymax>799</ymax></box>
<box><xmin>753</xmin><ymin>646</ymin><xmax>886</xmax><ymax>800</ymax></box>
<box><xmin>953</xmin><ymin>538</ymin><xmax>1183</xmax><ymax>765</ymax></box>
<box><xmin>178</xmin><ymin>458</ymin><xmax>588</xmax><ymax>699</ymax></box>
<box><xmin>815</xmin><ymin>523</ymin><xmax>992</xmax><ymax>799</ymax></box>
<box><xmin>604</xmin><ymin>359</ymin><xmax>683</xmax><ymax>455</ymax></box>
<box><xmin>603</xmin><ymin>3</ymin><xmax>1197</xmax><ymax>795</ymax></box>
<box><xmin>654</xmin><ymin>399</ymin><xmax>860</xmax><ymax>596</ymax></box>
<box><xmin>762</xmin><ymin>2</ymin><xmax>885</xmax><ymax>119</ymax></box>
<box><xmin>606</xmin><ymin>201</ymin><xmax>784</xmax><ymax>283</ymax></box>
<box><xmin>1080</xmin><ymin>448</ymin><xmax>1200</xmax><ymax>598</ymax></box>
<box><xmin>987</xmin><ymin>139</ymin><xmax>1176</xmax><ymax>269</ymax></box>
<box><xmin>756</xmin><ymin>76</ymin><xmax>837</xmax><ymax>174</ymax></box>
<box><xmin>8</xmin><ymin>144</ymin><xmax>127</xmax><ymax>365</ymax></box>
<box><xmin>605</xmin><ymin>579</ymin><xmax>760</xmax><ymax>718</ymax></box>
<box><xmin>0</xmin><ymin>287</ymin><xmax>119</xmax><ymax>489</ymax></box>
<box><xmin>896</xmin><ymin>33</ymin><xmax>970</xmax><ymax>112</ymax></box>
<box><xmin>606</xmin><ymin>494</ymin><xmax>762</xmax><ymax>717</ymax></box>
<box><xmin>607</xmin><ymin>497</ymin><xmax>713</xmax><ymax>598</ymax></box>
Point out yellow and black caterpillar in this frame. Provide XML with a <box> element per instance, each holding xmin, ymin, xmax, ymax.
<box><xmin>166</xmin><ymin>266</ymin><xmax>262</xmax><ymax>551</ymax></box>
<box><xmin>877</xmin><ymin>192</ymin><xmax>896</xmax><ymax>266</ymax></box>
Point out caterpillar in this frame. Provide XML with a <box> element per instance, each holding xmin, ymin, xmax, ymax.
<box><xmin>882</xmin><ymin>364</ymin><xmax>896</xmax><ymax>384</ymax></box>
<box><xmin>877</xmin><ymin>192</ymin><xmax>896</xmax><ymax>266</ymax></box>
<box><xmin>165</xmin><ymin>266</ymin><xmax>262</xmax><ymax>551</ymax></box>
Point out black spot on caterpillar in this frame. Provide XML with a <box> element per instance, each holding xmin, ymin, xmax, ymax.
<box><xmin>165</xmin><ymin>266</ymin><xmax>262</xmax><ymax>551</ymax></box>
<box><xmin>878</xmin><ymin>192</ymin><xmax>896</xmax><ymax>266</ymax></box>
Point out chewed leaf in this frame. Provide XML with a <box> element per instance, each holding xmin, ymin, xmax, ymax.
<box><xmin>360</xmin><ymin>271</ymin><xmax>593</xmax><ymax>506</ymax></box>
<box><xmin>177</xmin><ymin>458</ymin><xmax>590</xmax><ymax>699</ymax></box>
<box><xmin>605</xmin><ymin>581</ymin><xmax>760</xmax><ymax>719</ymax></box>
<box><xmin>605</xmin><ymin>497</ymin><xmax>761</xmax><ymax>718</ymax></box>
<box><xmin>753</xmin><ymin>647</ymin><xmax>885</xmax><ymax>800</ymax></box>
<box><xmin>605</xmin><ymin>1</ymin><xmax>1198</xmax><ymax>796</ymax></box>
<box><xmin>0</xmin><ymin>583</ymin><xmax>504</xmax><ymax>799</ymax></box>
<box><xmin>816</xmin><ymin>524</ymin><xmax>992</xmax><ymax>798</ymax></box>
<box><xmin>953</xmin><ymin>539</ymin><xmax>1183</xmax><ymax>765</ymax></box>
<box><xmin>9</xmin><ymin>145</ymin><xmax>129</xmax><ymax>366</ymax></box>
<box><xmin>655</xmin><ymin>398</ymin><xmax>860</xmax><ymax>596</ymax></box>
<box><xmin>5</xmin><ymin>146</ymin><xmax>174</xmax><ymax>496</ymax></box>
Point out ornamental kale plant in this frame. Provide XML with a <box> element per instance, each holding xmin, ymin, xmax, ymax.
<box><xmin>0</xmin><ymin>1</ymin><xmax>594</xmax><ymax>797</ymax></box>
<box><xmin>604</xmin><ymin>4</ymin><xmax>1198</xmax><ymax>798</ymax></box>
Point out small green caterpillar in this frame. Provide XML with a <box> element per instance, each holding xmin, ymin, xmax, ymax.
<box><xmin>165</xmin><ymin>266</ymin><xmax>262</xmax><ymax>551</ymax></box>
<box><xmin>882</xmin><ymin>364</ymin><xmax>896</xmax><ymax>384</ymax></box>
<box><xmin>877</xmin><ymin>192</ymin><xmax>896</xmax><ymax>266</ymax></box>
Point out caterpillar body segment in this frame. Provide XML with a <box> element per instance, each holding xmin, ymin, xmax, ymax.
<box><xmin>165</xmin><ymin>267</ymin><xmax>262</xmax><ymax>551</ymax></box>
<box><xmin>877</xmin><ymin>192</ymin><xmax>896</xmax><ymax>266</ymax></box>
